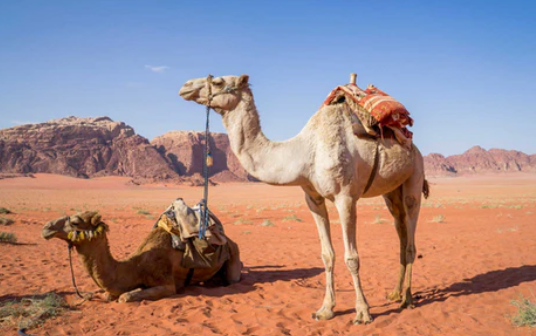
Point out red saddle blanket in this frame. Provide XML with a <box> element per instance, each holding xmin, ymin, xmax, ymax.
<box><xmin>322</xmin><ymin>83</ymin><xmax>413</xmax><ymax>140</ymax></box>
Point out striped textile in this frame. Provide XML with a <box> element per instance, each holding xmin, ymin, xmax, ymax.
<box><xmin>322</xmin><ymin>83</ymin><xmax>413</xmax><ymax>140</ymax></box>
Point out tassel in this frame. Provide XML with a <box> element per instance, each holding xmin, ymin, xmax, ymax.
<box><xmin>206</xmin><ymin>151</ymin><xmax>213</xmax><ymax>167</ymax></box>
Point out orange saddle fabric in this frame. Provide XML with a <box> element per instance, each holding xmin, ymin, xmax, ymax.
<box><xmin>322</xmin><ymin>83</ymin><xmax>413</xmax><ymax>140</ymax></box>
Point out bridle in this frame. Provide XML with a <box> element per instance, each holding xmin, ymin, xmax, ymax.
<box><xmin>198</xmin><ymin>75</ymin><xmax>239</xmax><ymax>239</ymax></box>
<box><xmin>205</xmin><ymin>74</ymin><xmax>239</xmax><ymax>107</ymax></box>
<box><xmin>63</xmin><ymin>216</ymin><xmax>106</xmax><ymax>300</ymax></box>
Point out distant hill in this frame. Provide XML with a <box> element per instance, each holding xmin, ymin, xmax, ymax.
<box><xmin>0</xmin><ymin>117</ymin><xmax>533</xmax><ymax>183</ymax></box>
<box><xmin>0</xmin><ymin>117</ymin><xmax>254</xmax><ymax>185</ymax></box>
<box><xmin>423</xmin><ymin>146</ymin><xmax>536</xmax><ymax>177</ymax></box>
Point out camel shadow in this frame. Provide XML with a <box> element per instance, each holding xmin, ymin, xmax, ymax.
<box><xmin>180</xmin><ymin>265</ymin><xmax>324</xmax><ymax>297</ymax></box>
<box><xmin>373</xmin><ymin>264</ymin><xmax>536</xmax><ymax>318</ymax></box>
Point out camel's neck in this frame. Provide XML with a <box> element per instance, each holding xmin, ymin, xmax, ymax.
<box><xmin>75</xmin><ymin>235</ymin><xmax>137</xmax><ymax>295</ymax></box>
<box><xmin>221</xmin><ymin>90</ymin><xmax>310</xmax><ymax>185</ymax></box>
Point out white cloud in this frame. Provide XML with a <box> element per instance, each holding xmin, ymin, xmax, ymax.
<box><xmin>145</xmin><ymin>65</ymin><xmax>169</xmax><ymax>73</ymax></box>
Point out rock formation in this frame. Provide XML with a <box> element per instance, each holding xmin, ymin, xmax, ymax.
<box><xmin>151</xmin><ymin>131</ymin><xmax>256</xmax><ymax>183</ymax></box>
<box><xmin>0</xmin><ymin>116</ymin><xmax>178</xmax><ymax>182</ymax></box>
<box><xmin>424</xmin><ymin>146</ymin><xmax>536</xmax><ymax>176</ymax></box>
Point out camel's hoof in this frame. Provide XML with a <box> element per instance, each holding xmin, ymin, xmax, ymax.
<box><xmin>312</xmin><ymin>308</ymin><xmax>334</xmax><ymax>321</ymax></box>
<box><xmin>400</xmin><ymin>300</ymin><xmax>415</xmax><ymax>309</ymax></box>
<box><xmin>352</xmin><ymin>308</ymin><xmax>373</xmax><ymax>325</ymax></box>
<box><xmin>386</xmin><ymin>291</ymin><xmax>402</xmax><ymax>302</ymax></box>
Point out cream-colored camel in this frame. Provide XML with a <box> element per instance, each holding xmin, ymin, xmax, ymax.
<box><xmin>42</xmin><ymin>206</ymin><xmax>241</xmax><ymax>302</ymax></box>
<box><xmin>179</xmin><ymin>75</ymin><xmax>429</xmax><ymax>324</ymax></box>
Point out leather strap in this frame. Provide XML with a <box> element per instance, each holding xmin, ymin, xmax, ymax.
<box><xmin>363</xmin><ymin>142</ymin><xmax>380</xmax><ymax>195</ymax></box>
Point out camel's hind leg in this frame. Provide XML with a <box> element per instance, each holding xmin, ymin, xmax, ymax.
<box><xmin>303</xmin><ymin>187</ymin><xmax>336</xmax><ymax>321</ymax></box>
<box><xmin>383</xmin><ymin>186</ymin><xmax>407</xmax><ymax>303</ymax></box>
<box><xmin>384</xmin><ymin>171</ymin><xmax>424</xmax><ymax>309</ymax></box>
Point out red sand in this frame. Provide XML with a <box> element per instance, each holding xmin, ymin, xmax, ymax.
<box><xmin>1</xmin><ymin>174</ymin><xmax>536</xmax><ymax>335</ymax></box>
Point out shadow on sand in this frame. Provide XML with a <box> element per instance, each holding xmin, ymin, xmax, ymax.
<box><xmin>373</xmin><ymin>264</ymin><xmax>536</xmax><ymax>318</ymax></box>
<box><xmin>180</xmin><ymin>265</ymin><xmax>324</xmax><ymax>297</ymax></box>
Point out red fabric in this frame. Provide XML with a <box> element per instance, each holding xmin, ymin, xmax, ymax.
<box><xmin>322</xmin><ymin>84</ymin><xmax>413</xmax><ymax>139</ymax></box>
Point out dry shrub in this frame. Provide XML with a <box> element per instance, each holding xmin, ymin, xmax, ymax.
<box><xmin>511</xmin><ymin>294</ymin><xmax>536</xmax><ymax>328</ymax></box>
<box><xmin>0</xmin><ymin>232</ymin><xmax>17</xmax><ymax>243</ymax></box>
<box><xmin>0</xmin><ymin>217</ymin><xmax>14</xmax><ymax>226</ymax></box>
<box><xmin>0</xmin><ymin>293</ymin><xmax>69</xmax><ymax>330</ymax></box>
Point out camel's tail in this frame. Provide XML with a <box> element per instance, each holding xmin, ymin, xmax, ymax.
<box><xmin>422</xmin><ymin>179</ymin><xmax>430</xmax><ymax>199</ymax></box>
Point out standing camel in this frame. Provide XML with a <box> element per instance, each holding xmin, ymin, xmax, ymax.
<box><xmin>179</xmin><ymin>75</ymin><xmax>429</xmax><ymax>324</ymax></box>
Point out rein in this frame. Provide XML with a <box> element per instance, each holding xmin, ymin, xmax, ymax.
<box><xmin>68</xmin><ymin>242</ymin><xmax>84</xmax><ymax>299</ymax></box>
<box><xmin>198</xmin><ymin>74</ymin><xmax>238</xmax><ymax>239</ymax></box>
<box><xmin>64</xmin><ymin>219</ymin><xmax>107</xmax><ymax>302</ymax></box>
<box><xmin>198</xmin><ymin>75</ymin><xmax>213</xmax><ymax>239</ymax></box>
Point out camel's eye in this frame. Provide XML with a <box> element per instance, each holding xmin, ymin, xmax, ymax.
<box><xmin>213</xmin><ymin>80</ymin><xmax>224</xmax><ymax>87</ymax></box>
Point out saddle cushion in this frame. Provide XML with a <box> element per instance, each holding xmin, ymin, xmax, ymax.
<box><xmin>322</xmin><ymin>83</ymin><xmax>414</xmax><ymax>143</ymax></box>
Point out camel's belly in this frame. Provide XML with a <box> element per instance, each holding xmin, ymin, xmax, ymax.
<box><xmin>360</xmin><ymin>142</ymin><xmax>414</xmax><ymax>198</ymax></box>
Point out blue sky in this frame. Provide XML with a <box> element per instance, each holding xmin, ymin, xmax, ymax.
<box><xmin>1</xmin><ymin>0</ymin><xmax>535</xmax><ymax>156</ymax></box>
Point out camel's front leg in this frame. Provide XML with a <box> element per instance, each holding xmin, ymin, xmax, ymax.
<box><xmin>335</xmin><ymin>195</ymin><xmax>372</xmax><ymax>324</ymax></box>
<box><xmin>117</xmin><ymin>285</ymin><xmax>176</xmax><ymax>303</ymax></box>
<box><xmin>304</xmin><ymin>189</ymin><xmax>336</xmax><ymax>321</ymax></box>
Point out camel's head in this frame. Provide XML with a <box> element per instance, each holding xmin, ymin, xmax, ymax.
<box><xmin>42</xmin><ymin>211</ymin><xmax>109</xmax><ymax>245</ymax></box>
<box><xmin>179</xmin><ymin>75</ymin><xmax>250</xmax><ymax>114</ymax></box>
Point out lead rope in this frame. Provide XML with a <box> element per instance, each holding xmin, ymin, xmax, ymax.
<box><xmin>68</xmin><ymin>242</ymin><xmax>85</xmax><ymax>299</ymax></box>
<box><xmin>199</xmin><ymin>75</ymin><xmax>213</xmax><ymax>239</ymax></box>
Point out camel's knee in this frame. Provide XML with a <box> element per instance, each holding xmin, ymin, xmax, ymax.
<box><xmin>404</xmin><ymin>195</ymin><xmax>416</xmax><ymax>209</ymax></box>
<box><xmin>321</xmin><ymin>250</ymin><xmax>335</xmax><ymax>271</ymax></box>
<box><xmin>345</xmin><ymin>256</ymin><xmax>360</xmax><ymax>275</ymax></box>
<box><xmin>405</xmin><ymin>244</ymin><xmax>416</xmax><ymax>261</ymax></box>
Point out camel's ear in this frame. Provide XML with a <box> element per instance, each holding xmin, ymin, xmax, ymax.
<box><xmin>237</xmin><ymin>74</ymin><xmax>249</xmax><ymax>88</ymax></box>
<box><xmin>78</xmin><ymin>211</ymin><xmax>102</xmax><ymax>226</ymax></box>
<box><xmin>75</xmin><ymin>211</ymin><xmax>96</xmax><ymax>225</ymax></box>
<box><xmin>90</xmin><ymin>213</ymin><xmax>102</xmax><ymax>226</ymax></box>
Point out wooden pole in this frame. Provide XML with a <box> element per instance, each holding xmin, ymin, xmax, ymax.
<box><xmin>350</xmin><ymin>73</ymin><xmax>357</xmax><ymax>85</ymax></box>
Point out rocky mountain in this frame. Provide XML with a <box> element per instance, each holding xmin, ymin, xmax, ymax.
<box><xmin>424</xmin><ymin>146</ymin><xmax>536</xmax><ymax>176</ymax></box>
<box><xmin>0</xmin><ymin>116</ymin><xmax>179</xmax><ymax>183</ymax></box>
<box><xmin>151</xmin><ymin>131</ymin><xmax>256</xmax><ymax>183</ymax></box>
<box><xmin>0</xmin><ymin>117</ymin><xmax>255</xmax><ymax>184</ymax></box>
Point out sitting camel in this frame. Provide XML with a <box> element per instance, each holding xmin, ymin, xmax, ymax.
<box><xmin>42</xmin><ymin>204</ymin><xmax>241</xmax><ymax>302</ymax></box>
<box><xmin>180</xmin><ymin>74</ymin><xmax>429</xmax><ymax>324</ymax></box>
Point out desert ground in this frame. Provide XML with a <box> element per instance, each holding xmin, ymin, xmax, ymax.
<box><xmin>1</xmin><ymin>174</ymin><xmax>536</xmax><ymax>336</ymax></box>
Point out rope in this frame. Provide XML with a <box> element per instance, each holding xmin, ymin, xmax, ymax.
<box><xmin>68</xmin><ymin>243</ymin><xmax>84</xmax><ymax>299</ymax></box>
<box><xmin>363</xmin><ymin>141</ymin><xmax>380</xmax><ymax>195</ymax></box>
<box><xmin>199</xmin><ymin>75</ymin><xmax>213</xmax><ymax>239</ymax></box>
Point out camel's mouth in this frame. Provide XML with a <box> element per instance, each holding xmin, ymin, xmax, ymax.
<box><xmin>178</xmin><ymin>89</ymin><xmax>196</xmax><ymax>100</ymax></box>
<box><xmin>178</xmin><ymin>86</ymin><xmax>203</xmax><ymax>101</ymax></box>
<box><xmin>41</xmin><ymin>228</ymin><xmax>57</xmax><ymax>240</ymax></box>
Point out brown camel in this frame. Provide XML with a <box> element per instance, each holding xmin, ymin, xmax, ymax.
<box><xmin>42</xmin><ymin>206</ymin><xmax>242</xmax><ymax>302</ymax></box>
<box><xmin>179</xmin><ymin>75</ymin><xmax>429</xmax><ymax>324</ymax></box>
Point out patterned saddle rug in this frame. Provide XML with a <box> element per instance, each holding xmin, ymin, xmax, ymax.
<box><xmin>322</xmin><ymin>82</ymin><xmax>414</xmax><ymax>148</ymax></box>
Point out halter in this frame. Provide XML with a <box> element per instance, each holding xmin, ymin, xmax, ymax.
<box><xmin>64</xmin><ymin>216</ymin><xmax>107</xmax><ymax>299</ymax></box>
<box><xmin>198</xmin><ymin>75</ymin><xmax>238</xmax><ymax>239</ymax></box>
